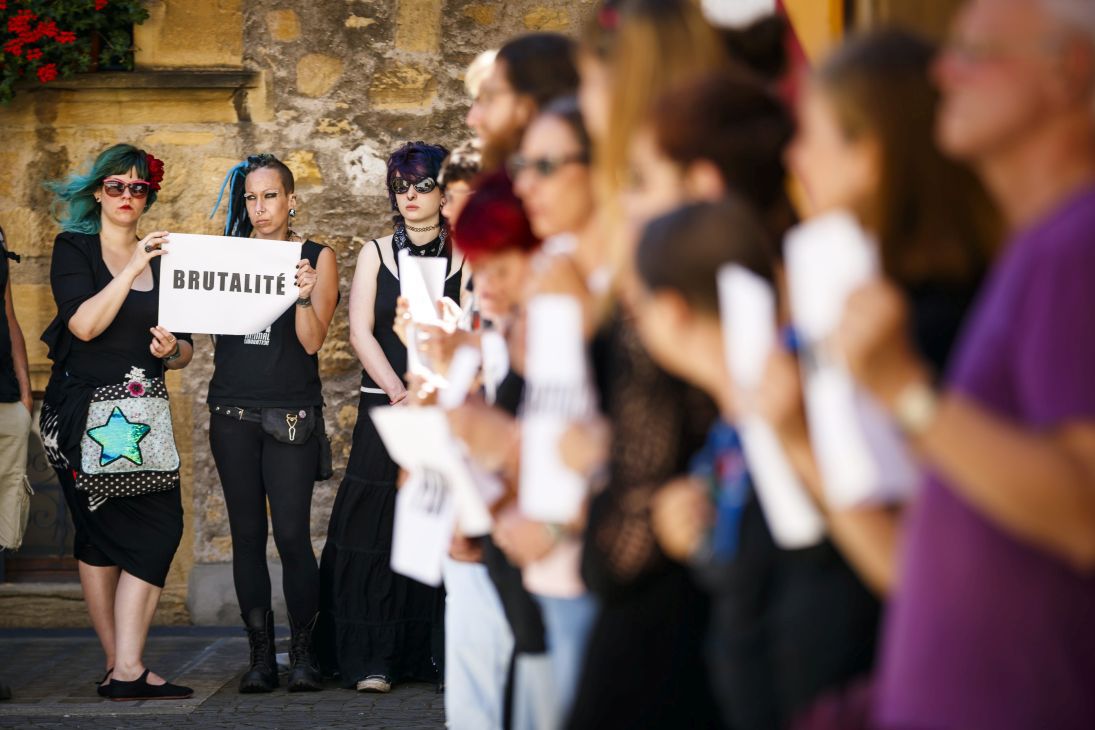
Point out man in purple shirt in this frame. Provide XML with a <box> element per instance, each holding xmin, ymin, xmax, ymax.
<box><xmin>836</xmin><ymin>0</ymin><xmax>1095</xmax><ymax>728</ymax></box>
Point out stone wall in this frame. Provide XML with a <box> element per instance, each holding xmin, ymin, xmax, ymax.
<box><xmin>1</xmin><ymin>0</ymin><xmax>898</xmax><ymax>626</ymax></box>
<box><xmin>0</xmin><ymin>0</ymin><xmax>592</xmax><ymax>626</ymax></box>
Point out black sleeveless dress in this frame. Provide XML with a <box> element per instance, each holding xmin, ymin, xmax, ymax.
<box><xmin>319</xmin><ymin>233</ymin><xmax>462</xmax><ymax>686</ymax></box>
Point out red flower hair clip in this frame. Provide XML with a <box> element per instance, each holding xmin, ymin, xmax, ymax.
<box><xmin>597</xmin><ymin>4</ymin><xmax>619</xmax><ymax>31</ymax></box>
<box><xmin>145</xmin><ymin>153</ymin><xmax>165</xmax><ymax>192</ymax></box>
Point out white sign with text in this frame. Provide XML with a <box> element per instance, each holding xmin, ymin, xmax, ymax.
<box><xmin>157</xmin><ymin>233</ymin><xmax>301</xmax><ymax>336</ymax></box>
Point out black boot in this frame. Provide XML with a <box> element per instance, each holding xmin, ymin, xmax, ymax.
<box><xmin>287</xmin><ymin>613</ymin><xmax>322</xmax><ymax>692</ymax></box>
<box><xmin>239</xmin><ymin>608</ymin><xmax>278</xmax><ymax>693</ymax></box>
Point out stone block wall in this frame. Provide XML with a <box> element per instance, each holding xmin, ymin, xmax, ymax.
<box><xmin>2</xmin><ymin>0</ymin><xmax>905</xmax><ymax>626</ymax></box>
<box><xmin>0</xmin><ymin>0</ymin><xmax>592</xmax><ymax>626</ymax></box>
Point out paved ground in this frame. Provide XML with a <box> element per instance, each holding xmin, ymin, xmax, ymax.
<box><xmin>0</xmin><ymin>627</ymin><xmax>444</xmax><ymax>729</ymax></box>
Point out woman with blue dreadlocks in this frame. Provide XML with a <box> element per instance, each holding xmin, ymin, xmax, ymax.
<box><xmin>206</xmin><ymin>154</ymin><xmax>339</xmax><ymax>694</ymax></box>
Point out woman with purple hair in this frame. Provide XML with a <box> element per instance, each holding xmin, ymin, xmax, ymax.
<box><xmin>318</xmin><ymin>141</ymin><xmax>466</xmax><ymax>693</ymax></box>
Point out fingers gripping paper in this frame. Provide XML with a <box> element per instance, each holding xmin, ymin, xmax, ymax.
<box><xmin>157</xmin><ymin>234</ymin><xmax>301</xmax><ymax>335</ymax></box>
<box><xmin>718</xmin><ymin>265</ymin><xmax>826</xmax><ymax>548</ymax></box>
<box><xmin>519</xmin><ymin>295</ymin><xmax>596</xmax><ymax>523</ymax></box>
<box><xmin>784</xmin><ymin>211</ymin><xmax>919</xmax><ymax>507</ymax></box>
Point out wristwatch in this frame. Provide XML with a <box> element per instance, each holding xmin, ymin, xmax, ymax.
<box><xmin>162</xmin><ymin>342</ymin><xmax>182</xmax><ymax>363</ymax></box>
<box><xmin>894</xmin><ymin>380</ymin><xmax>938</xmax><ymax>438</ymax></box>
<box><xmin>296</xmin><ymin>296</ymin><xmax>312</xmax><ymax>308</ymax></box>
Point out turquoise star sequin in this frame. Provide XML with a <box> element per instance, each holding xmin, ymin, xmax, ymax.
<box><xmin>87</xmin><ymin>406</ymin><xmax>151</xmax><ymax>467</ymax></box>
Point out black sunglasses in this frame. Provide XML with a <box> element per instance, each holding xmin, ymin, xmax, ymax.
<box><xmin>389</xmin><ymin>177</ymin><xmax>438</xmax><ymax>195</ymax></box>
<box><xmin>507</xmin><ymin>153</ymin><xmax>589</xmax><ymax>179</ymax></box>
<box><xmin>102</xmin><ymin>178</ymin><xmax>151</xmax><ymax>198</ymax></box>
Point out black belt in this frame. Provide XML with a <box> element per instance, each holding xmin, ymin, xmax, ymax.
<box><xmin>210</xmin><ymin>405</ymin><xmax>263</xmax><ymax>423</ymax></box>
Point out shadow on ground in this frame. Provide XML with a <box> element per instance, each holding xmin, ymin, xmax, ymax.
<box><xmin>0</xmin><ymin>627</ymin><xmax>444</xmax><ymax>729</ymax></box>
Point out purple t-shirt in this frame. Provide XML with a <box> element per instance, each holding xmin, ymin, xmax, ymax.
<box><xmin>874</xmin><ymin>184</ymin><xmax>1095</xmax><ymax>730</ymax></box>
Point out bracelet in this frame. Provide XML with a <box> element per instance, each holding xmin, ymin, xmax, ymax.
<box><xmin>543</xmin><ymin>522</ymin><xmax>565</xmax><ymax>542</ymax></box>
<box><xmin>162</xmin><ymin>342</ymin><xmax>182</xmax><ymax>363</ymax></box>
<box><xmin>894</xmin><ymin>380</ymin><xmax>938</xmax><ymax>438</ymax></box>
<box><xmin>296</xmin><ymin>297</ymin><xmax>312</xmax><ymax>308</ymax></box>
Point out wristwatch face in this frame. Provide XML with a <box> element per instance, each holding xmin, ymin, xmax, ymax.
<box><xmin>896</xmin><ymin>382</ymin><xmax>937</xmax><ymax>436</ymax></box>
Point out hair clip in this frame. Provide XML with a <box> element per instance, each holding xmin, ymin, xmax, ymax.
<box><xmin>597</xmin><ymin>3</ymin><xmax>619</xmax><ymax>31</ymax></box>
<box><xmin>145</xmin><ymin>153</ymin><xmax>165</xmax><ymax>191</ymax></box>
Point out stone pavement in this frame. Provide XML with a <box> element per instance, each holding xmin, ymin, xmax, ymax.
<box><xmin>0</xmin><ymin>627</ymin><xmax>444</xmax><ymax>729</ymax></box>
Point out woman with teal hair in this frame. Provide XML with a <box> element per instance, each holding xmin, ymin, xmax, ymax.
<box><xmin>39</xmin><ymin>143</ymin><xmax>195</xmax><ymax>701</ymax></box>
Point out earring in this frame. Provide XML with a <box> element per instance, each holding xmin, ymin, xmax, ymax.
<box><xmin>95</xmin><ymin>197</ymin><xmax>101</xmax><ymax>203</ymax></box>
<box><xmin>289</xmin><ymin>208</ymin><xmax>297</xmax><ymax>218</ymax></box>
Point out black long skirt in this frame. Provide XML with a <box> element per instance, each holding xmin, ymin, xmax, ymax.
<box><xmin>318</xmin><ymin>391</ymin><xmax>443</xmax><ymax>686</ymax></box>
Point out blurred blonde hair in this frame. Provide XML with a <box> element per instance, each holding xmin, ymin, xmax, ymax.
<box><xmin>581</xmin><ymin>0</ymin><xmax>729</xmax><ymax>305</ymax></box>
<box><xmin>465</xmin><ymin>49</ymin><xmax>497</xmax><ymax>99</ymax></box>
<box><xmin>586</xmin><ymin>0</ymin><xmax>728</xmax><ymax>192</ymax></box>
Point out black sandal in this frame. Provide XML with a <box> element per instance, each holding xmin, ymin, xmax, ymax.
<box><xmin>108</xmin><ymin>669</ymin><xmax>193</xmax><ymax>701</ymax></box>
<box><xmin>95</xmin><ymin>668</ymin><xmax>113</xmax><ymax>698</ymax></box>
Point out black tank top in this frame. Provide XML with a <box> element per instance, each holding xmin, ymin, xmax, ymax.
<box><xmin>208</xmin><ymin>240</ymin><xmax>327</xmax><ymax>407</ymax></box>
<box><xmin>360</xmin><ymin>236</ymin><xmax>464</xmax><ymax>390</ymax></box>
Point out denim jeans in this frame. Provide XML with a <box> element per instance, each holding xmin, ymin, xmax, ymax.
<box><xmin>534</xmin><ymin>592</ymin><xmax>599</xmax><ymax>726</ymax></box>
<box><xmin>443</xmin><ymin>557</ymin><xmax>513</xmax><ymax>730</ymax></box>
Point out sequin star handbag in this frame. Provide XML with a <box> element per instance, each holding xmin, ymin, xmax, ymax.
<box><xmin>77</xmin><ymin>367</ymin><xmax>180</xmax><ymax>511</ymax></box>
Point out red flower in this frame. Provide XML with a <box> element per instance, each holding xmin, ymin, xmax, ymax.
<box><xmin>8</xmin><ymin>10</ymin><xmax>37</xmax><ymax>35</ymax></box>
<box><xmin>95</xmin><ymin>0</ymin><xmax>108</xmax><ymax>10</ymax></box>
<box><xmin>25</xmin><ymin>48</ymin><xmax>43</xmax><ymax>61</ymax></box>
<box><xmin>145</xmin><ymin>153</ymin><xmax>165</xmax><ymax>191</ymax></box>
<box><xmin>35</xmin><ymin>20</ymin><xmax>59</xmax><ymax>39</ymax></box>
<box><xmin>37</xmin><ymin>63</ymin><xmax>58</xmax><ymax>84</ymax></box>
<box><xmin>0</xmin><ymin>2</ymin><xmax>7</xmax><ymax>12</ymax></box>
<box><xmin>3</xmin><ymin>38</ymin><xmax>23</xmax><ymax>57</ymax></box>
<box><xmin>57</xmin><ymin>30</ymin><xmax>77</xmax><ymax>44</ymax></box>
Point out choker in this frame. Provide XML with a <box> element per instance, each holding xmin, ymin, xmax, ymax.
<box><xmin>405</xmin><ymin>221</ymin><xmax>441</xmax><ymax>233</ymax></box>
<box><xmin>394</xmin><ymin>224</ymin><xmax>447</xmax><ymax>260</ymax></box>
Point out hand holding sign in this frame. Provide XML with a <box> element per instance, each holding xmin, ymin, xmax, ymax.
<box><xmin>784</xmin><ymin>211</ymin><xmax>919</xmax><ymax>508</ymax></box>
<box><xmin>717</xmin><ymin>264</ymin><xmax>825</xmax><ymax>549</ymax></box>
<box><xmin>295</xmin><ymin>258</ymin><xmax>318</xmax><ymax>299</ymax></box>
<box><xmin>519</xmin><ymin>295</ymin><xmax>596</xmax><ymax>524</ymax></box>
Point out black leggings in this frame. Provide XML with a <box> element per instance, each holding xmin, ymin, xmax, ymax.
<box><xmin>210</xmin><ymin>412</ymin><xmax>319</xmax><ymax>624</ymax></box>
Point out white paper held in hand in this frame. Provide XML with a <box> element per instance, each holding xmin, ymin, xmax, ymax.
<box><xmin>519</xmin><ymin>295</ymin><xmax>595</xmax><ymax>523</ymax></box>
<box><xmin>400</xmin><ymin>250</ymin><xmax>449</xmax><ymax>381</ymax></box>
<box><xmin>717</xmin><ymin>264</ymin><xmax>825</xmax><ymax>548</ymax></box>
<box><xmin>438</xmin><ymin>345</ymin><xmax>482</xmax><ymax>410</ymax></box>
<box><xmin>784</xmin><ymin>210</ymin><xmax>919</xmax><ymax>507</ymax></box>
<box><xmin>370</xmin><ymin>405</ymin><xmax>495</xmax><ymax>580</ymax></box>
<box><xmin>398</xmin><ymin>249</ymin><xmax>447</xmax><ymax>325</ymax></box>
<box><xmin>390</xmin><ymin>469</ymin><xmax>455</xmax><ymax>586</ymax></box>
<box><xmin>158</xmin><ymin>233</ymin><xmax>301</xmax><ymax>335</ymax></box>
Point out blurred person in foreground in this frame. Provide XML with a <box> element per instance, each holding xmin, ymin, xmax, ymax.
<box><xmin>565</xmin><ymin>1</ymin><xmax>731</xmax><ymax>727</ymax></box>
<box><xmin>835</xmin><ymin>1</ymin><xmax>1095</xmax><ymax>728</ymax></box>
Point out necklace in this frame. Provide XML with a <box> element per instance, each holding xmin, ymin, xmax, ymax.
<box><xmin>405</xmin><ymin>221</ymin><xmax>441</xmax><ymax>233</ymax></box>
<box><xmin>393</xmin><ymin>223</ymin><xmax>447</xmax><ymax>260</ymax></box>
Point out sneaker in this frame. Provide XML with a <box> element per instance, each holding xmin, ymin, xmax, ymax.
<box><xmin>356</xmin><ymin>675</ymin><xmax>391</xmax><ymax>693</ymax></box>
